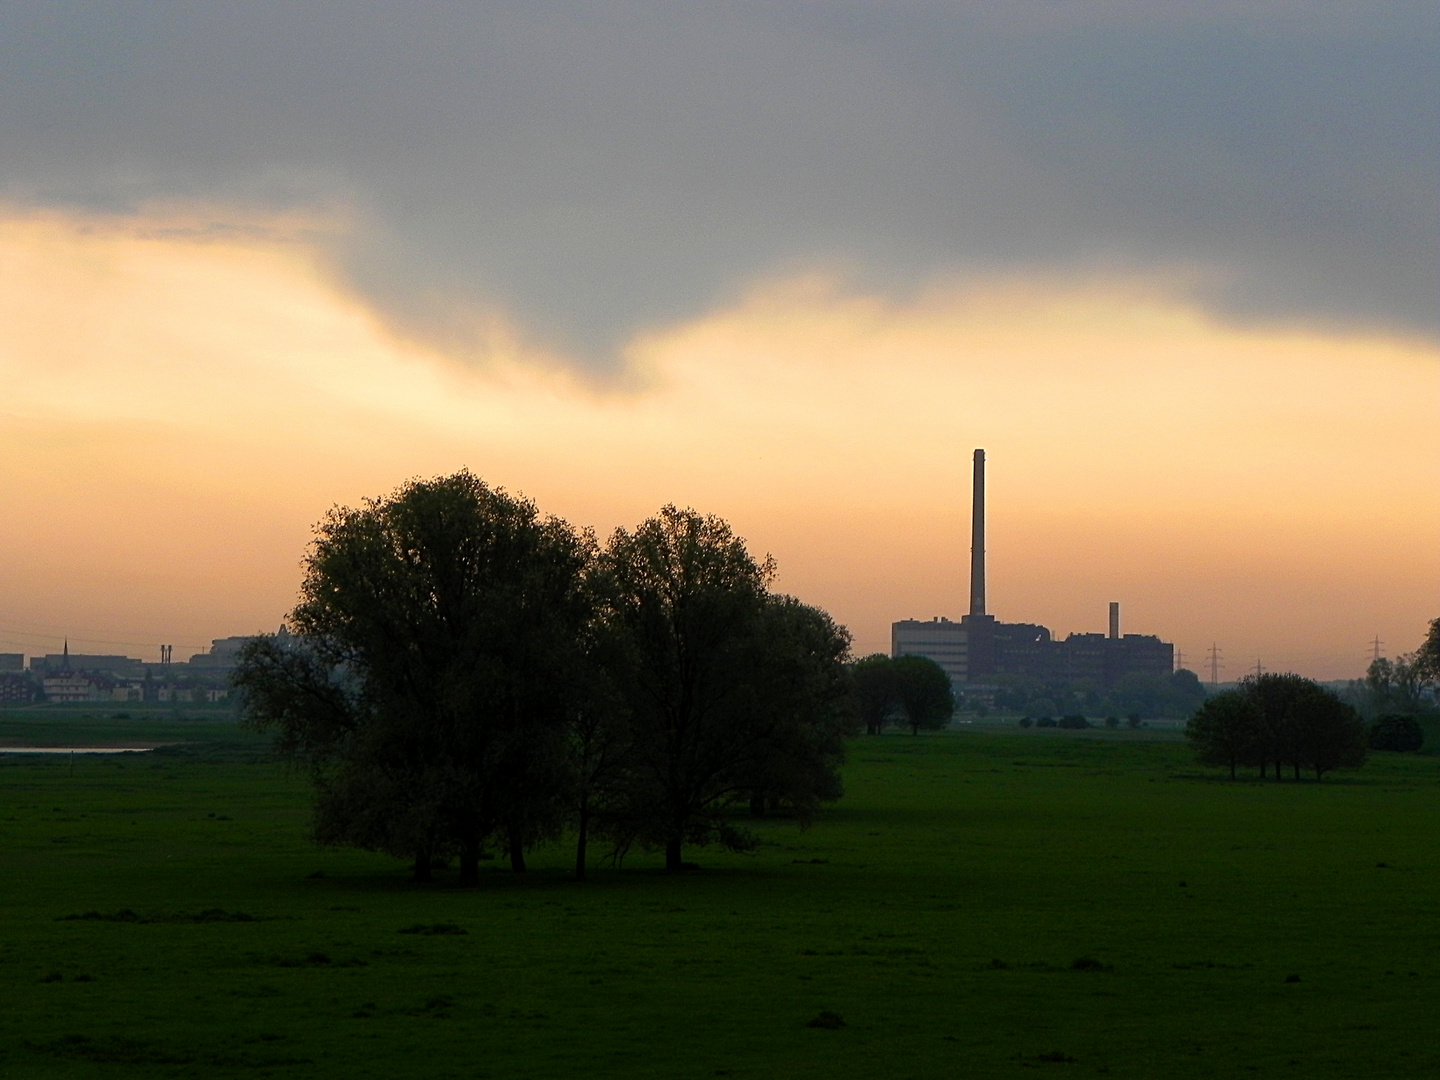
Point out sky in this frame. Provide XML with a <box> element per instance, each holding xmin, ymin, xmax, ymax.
<box><xmin>0</xmin><ymin>2</ymin><xmax>1435</xmax><ymax>679</ymax></box>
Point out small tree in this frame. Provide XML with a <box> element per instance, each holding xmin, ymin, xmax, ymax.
<box><xmin>1186</xmin><ymin>691</ymin><xmax>1260</xmax><ymax>780</ymax></box>
<box><xmin>851</xmin><ymin>654</ymin><xmax>900</xmax><ymax>735</ymax></box>
<box><xmin>1291</xmin><ymin>684</ymin><xmax>1366</xmax><ymax>780</ymax></box>
<box><xmin>891</xmin><ymin>655</ymin><xmax>954</xmax><ymax>735</ymax></box>
<box><xmin>1369</xmin><ymin>714</ymin><xmax>1424</xmax><ymax>753</ymax></box>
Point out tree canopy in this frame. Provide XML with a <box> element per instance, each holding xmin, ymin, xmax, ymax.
<box><xmin>593</xmin><ymin>506</ymin><xmax>851</xmax><ymax>871</ymax></box>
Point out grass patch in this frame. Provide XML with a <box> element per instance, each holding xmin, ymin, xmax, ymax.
<box><xmin>0</xmin><ymin>719</ymin><xmax>1436</xmax><ymax>1078</ymax></box>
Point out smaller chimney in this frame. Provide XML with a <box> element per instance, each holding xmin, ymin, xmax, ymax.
<box><xmin>1108</xmin><ymin>602</ymin><xmax>1120</xmax><ymax>640</ymax></box>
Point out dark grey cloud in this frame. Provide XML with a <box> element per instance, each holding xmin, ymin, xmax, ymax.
<box><xmin>1</xmin><ymin>2</ymin><xmax>1433</xmax><ymax>365</ymax></box>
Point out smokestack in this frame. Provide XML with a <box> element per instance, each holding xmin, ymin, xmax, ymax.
<box><xmin>969</xmin><ymin>449</ymin><xmax>986</xmax><ymax>616</ymax></box>
<box><xmin>1109</xmin><ymin>602</ymin><xmax>1120</xmax><ymax>640</ymax></box>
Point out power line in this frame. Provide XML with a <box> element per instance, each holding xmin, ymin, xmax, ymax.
<box><xmin>1370</xmin><ymin>636</ymin><xmax>1383</xmax><ymax>664</ymax></box>
<box><xmin>0</xmin><ymin>619</ymin><xmax>208</xmax><ymax>651</ymax></box>
<box><xmin>1207</xmin><ymin>642</ymin><xmax>1223</xmax><ymax>688</ymax></box>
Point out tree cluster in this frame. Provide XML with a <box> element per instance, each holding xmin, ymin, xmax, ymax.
<box><xmin>1185</xmin><ymin>673</ymin><xmax>1367</xmax><ymax>781</ymax></box>
<box><xmin>848</xmin><ymin>653</ymin><xmax>954</xmax><ymax>735</ymax></box>
<box><xmin>232</xmin><ymin>472</ymin><xmax>854</xmax><ymax>882</ymax></box>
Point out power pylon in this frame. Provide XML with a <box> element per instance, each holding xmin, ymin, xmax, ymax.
<box><xmin>1207</xmin><ymin>643</ymin><xmax>1223</xmax><ymax>688</ymax></box>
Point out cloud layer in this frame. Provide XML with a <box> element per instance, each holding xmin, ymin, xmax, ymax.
<box><xmin>1</xmin><ymin>2</ymin><xmax>1433</xmax><ymax>365</ymax></box>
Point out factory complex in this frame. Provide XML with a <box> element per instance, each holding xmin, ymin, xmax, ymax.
<box><xmin>892</xmin><ymin>450</ymin><xmax>1174</xmax><ymax>692</ymax></box>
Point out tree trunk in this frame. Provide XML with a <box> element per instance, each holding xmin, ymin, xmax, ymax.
<box><xmin>1260</xmin><ymin>760</ymin><xmax>1267</xmax><ymax>779</ymax></box>
<box><xmin>459</xmin><ymin>835</ymin><xmax>480</xmax><ymax>886</ymax></box>
<box><xmin>749</xmin><ymin>791</ymin><xmax>766</xmax><ymax>817</ymax></box>
<box><xmin>574</xmin><ymin>801</ymin><xmax>589</xmax><ymax>881</ymax></box>
<box><xmin>665</xmin><ymin>835</ymin><xmax>683</xmax><ymax>873</ymax></box>
<box><xmin>1229</xmin><ymin>761</ymin><xmax>1236</xmax><ymax>781</ymax></box>
<box><xmin>1275</xmin><ymin>757</ymin><xmax>1282</xmax><ymax>780</ymax></box>
<box><xmin>413</xmin><ymin>850</ymin><xmax>433</xmax><ymax>883</ymax></box>
<box><xmin>1293</xmin><ymin>761</ymin><xmax>1301</xmax><ymax>781</ymax></box>
<box><xmin>509</xmin><ymin>826</ymin><xmax>527</xmax><ymax>873</ymax></box>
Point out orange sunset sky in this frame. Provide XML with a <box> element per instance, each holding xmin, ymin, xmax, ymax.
<box><xmin>1</xmin><ymin>208</ymin><xmax>1433</xmax><ymax>679</ymax></box>
<box><xmin>0</xmin><ymin>6</ymin><xmax>1435</xmax><ymax>680</ymax></box>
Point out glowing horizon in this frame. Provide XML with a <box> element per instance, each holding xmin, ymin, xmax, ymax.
<box><xmin>1</xmin><ymin>209</ymin><xmax>1435</xmax><ymax>680</ymax></box>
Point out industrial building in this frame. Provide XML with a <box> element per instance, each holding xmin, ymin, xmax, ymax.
<box><xmin>892</xmin><ymin>450</ymin><xmax>1174</xmax><ymax>690</ymax></box>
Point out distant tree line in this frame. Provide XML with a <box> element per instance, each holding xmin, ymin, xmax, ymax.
<box><xmin>982</xmin><ymin>669</ymin><xmax>1206</xmax><ymax>722</ymax></box>
<box><xmin>849</xmin><ymin>653</ymin><xmax>955</xmax><ymax>735</ymax></box>
<box><xmin>1341</xmin><ymin>617</ymin><xmax>1438</xmax><ymax>755</ymax></box>
<box><xmin>1344</xmin><ymin>622</ymin><xmax>1440</xmax><ymax>721</ymax></box>
<box><xmin>233</xmin><ymin>472</ymin><xmax>853</xmax><ymax>882</ymax></box>
<box><xmin>1185</xmin><ymin>673</ymin><xmax>1369</xmax><ymax>781</ymax></box>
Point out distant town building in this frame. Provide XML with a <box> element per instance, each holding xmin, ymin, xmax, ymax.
<box><xmin>41</xmin><ymin>671</ymin><xmax>114</xmax><ymax>703</ymax></box>
<box><xmin>0</xmin><ymin>653</ymin><xmax>23</xmax><ymax>672</ymax></box>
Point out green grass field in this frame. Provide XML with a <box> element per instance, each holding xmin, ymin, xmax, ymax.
<box><xmin>2</xmin><ymin>714</ymin><xmax>1436</xmax><ymax>1078</ymax></box>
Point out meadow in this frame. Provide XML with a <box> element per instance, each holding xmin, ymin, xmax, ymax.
<box><xmin>1</xmin><ymin>711</ymin><xmax>1436</xmax><ymax>1078</ymax></box>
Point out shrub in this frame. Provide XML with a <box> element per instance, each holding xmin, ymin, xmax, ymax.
<box><xmin>1017</xmin><ymin>717</ymin><xmax>1033</xmax><ymax>729</ymax></box>
<box><xmin>1126</xmin><ymin>715</ymin><xmax>1141</xmax><ymax>729</ymax></box>
<box><xmin>1058</xmin><ymin>715</ymin><xmax>1090</xmax><ymax>729</ymax></box>
<box><xmin>1369</xmin><ymin>714</ymin><xmax>1424</xmax><ymax>753</ymax></box>
<box><xmin>1104</xmin><ymin>716</ymin><xmax>1119</xmax><ymax>729</ymax></box>
<box><xmin>1035</xmin><ymin>717</ymin><xmax>1057</xmax><ymax>728</ymax></box>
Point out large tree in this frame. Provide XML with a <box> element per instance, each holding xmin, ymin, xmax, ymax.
<box><xmin>234</xmin><ymin>471</ymin><xmax>594</xmax><ymax>884</ymax></box>
<box><xmin>595</xmin><ymin>506</ymin><xmax>851</xmax><ymax>872</ymax></box>
<box><xmin>1416</xmin><ymin>617</ymin><xmax>1440</xmax><ymax>683</ymax></box>
<box><xmin>739</xmin><ymin>596</ymin><xmax>854</xmax><ymax>818</ymax></box>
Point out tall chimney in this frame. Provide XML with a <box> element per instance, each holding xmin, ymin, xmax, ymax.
<box><xmin>1109</xmin><ymin>602</ymin><xmax>1120</xmax><ymax>640</ymax></box>
<box><xmin>969</xmin><ymin>449</ymin><xmax>986</xmax><ymax>616</ymax></box>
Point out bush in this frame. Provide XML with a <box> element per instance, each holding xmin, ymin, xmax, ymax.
<box><xmin>1369</xmin><ymin>714</ymin><xmax>1424</xmax><ymax>753</ymax></box>
<box><xmin>1104</xmin><ymin>716</ymin><xmax>1119</xmax><ymax>729</ymax></box>
<box><xmin>1035</xmin><ymin>717</ymin><xmax>1057</xmax><ymax>728</ymax></box>
<box><xmin>1017</xmin><ymin>717</ymin><xmax>1033</xmax><ymax>729</ymax></box>
<box><xmin>1058</xmin><ymin>715</ymin><xmax>1090</xmax><ymax>729</ymax></box>
<box><xmin>1126</xmin><ymin>715</ymin><xmax>1141</xmax><ymax>729</ymax></box>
